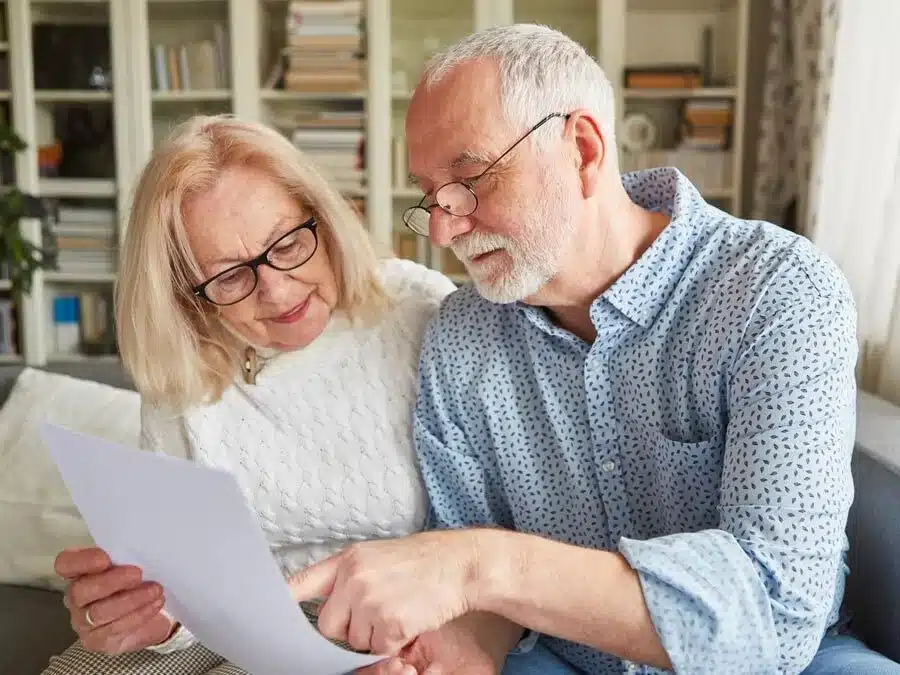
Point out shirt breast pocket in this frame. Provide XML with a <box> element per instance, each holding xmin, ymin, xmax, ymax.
<box><xmin>642</xmin><ymin>427</ymin><xmax>723</xmax><ymax>532</ymax></box>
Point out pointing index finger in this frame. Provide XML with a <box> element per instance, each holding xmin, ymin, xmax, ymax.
<box><xmin>288</xmin><ymin>554</ymin><xmax>342</xmax><ymax>603</ymax></box>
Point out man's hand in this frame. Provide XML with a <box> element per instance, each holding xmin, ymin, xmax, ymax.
<box><xmin>289</xmin><ymin>530</ymin><xmax>491</xmax><ymax>655</ymax></box>
<box><xmin>355</xmin><ymin>612</ymin><xmax>519</xmax><ymax>675</ymax></box>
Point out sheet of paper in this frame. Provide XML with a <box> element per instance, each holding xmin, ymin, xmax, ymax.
<box><xmin>40</xmin><ymin>422</ymin><xmax>384</xmax><ymax>675</ymax></box>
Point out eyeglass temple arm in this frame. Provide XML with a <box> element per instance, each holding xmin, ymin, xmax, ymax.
<box><xmin>474</xmin><ymin>112</ymin><xmax>571</xmax><ymax>179</ymax></box>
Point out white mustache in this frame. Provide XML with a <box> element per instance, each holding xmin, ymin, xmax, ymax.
<box><xmin>451</xmin><ymin>233</ymin><xmax>514</xmax><ymax>262</ymax></box>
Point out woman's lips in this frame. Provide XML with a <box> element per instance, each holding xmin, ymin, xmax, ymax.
<box><xmin>269</xmin><ymin>296</ymin><xmax>311</xmax><ymax>324</ymax></box>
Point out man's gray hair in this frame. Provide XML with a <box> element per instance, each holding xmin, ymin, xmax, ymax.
<box><xmin>421</xmin><ymin>23</ymin><xmax>617</xmax><ymax>151</ymax></box>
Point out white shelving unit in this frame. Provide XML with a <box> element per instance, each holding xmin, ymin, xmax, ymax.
<box><xmin>616</xmin><ymin>0</ymin><xmax>749</xmax><ymax>214</ymax></box>
<box><xmin>4</xmin><ymin>0</ymin><xmax>131</xmax><ymax>364</ymax></box>
<box><xmin>2</xmin><ymin>0</ymin><xmax>749</xmax><ymax>366</ymax></box>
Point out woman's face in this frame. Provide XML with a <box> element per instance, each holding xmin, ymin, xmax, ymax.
<box><xmin>183</xmin><ymin>165</ymin><xmax>339</xmax><ymax>351</ymax></box>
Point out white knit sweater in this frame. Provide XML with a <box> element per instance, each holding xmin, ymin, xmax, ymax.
<box><xmin>141</xmin><ymin>259</ymin><xmax>457</xmax><ymax>652</ymax></box>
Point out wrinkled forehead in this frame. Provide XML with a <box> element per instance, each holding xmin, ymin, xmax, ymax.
<box><xmin>405</xmin><ymin>61</ymin><xmax>511</xmax><ymax>179</ymax></box>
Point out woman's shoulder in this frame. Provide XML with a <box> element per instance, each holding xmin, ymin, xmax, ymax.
<box><xmin>377</xmin><ymin>257</ymin><xmax>459</xmax><ymax>309</ymax></box>
<box><xmin>139</xmin><ymin>398</ymin><xmax>193</xmax><ymax>460</ymax></box>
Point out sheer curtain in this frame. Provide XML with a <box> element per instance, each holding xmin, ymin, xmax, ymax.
<box><xmin>809</xmin><ymin>0</ymin><xmax>900</xmax><ymax>404</ymax></box>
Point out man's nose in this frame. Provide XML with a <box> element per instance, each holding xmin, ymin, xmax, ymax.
<box><xmin>429</xmin><ymin>208</ymin><xmax>474</xmax><ymax>248</ymax></box>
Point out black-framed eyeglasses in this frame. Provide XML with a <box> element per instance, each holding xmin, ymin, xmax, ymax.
<box><xmin>402</xmin><ymin>112</ymin><xmax>570</xmax><ymax>236</ymax></box>
<box><xmin>193</xmin><ymin>215</ymin><xmax>318</xmax><ymax>306</ymax></box>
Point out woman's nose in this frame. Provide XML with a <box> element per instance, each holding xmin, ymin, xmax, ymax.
<box><xmin>255</xmin><ymin>264</ymin><xmax>292</xmax><ymax>302</ymax></box>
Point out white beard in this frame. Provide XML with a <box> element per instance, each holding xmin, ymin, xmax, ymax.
<box><xmin>451</xmin><ymin>177</ymin><xmax>576</xmax><ymax>304</ymax></box>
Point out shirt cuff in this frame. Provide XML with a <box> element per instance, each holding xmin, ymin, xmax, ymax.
<box><xmin>509</xmin><ymin>629</ymin><xmax>540</xmax><ymax>655</ymax></box>
<box><xmin>145</xmin><ymin>614</ymin><xmax>198</xmax><ymax>654</ymax></box>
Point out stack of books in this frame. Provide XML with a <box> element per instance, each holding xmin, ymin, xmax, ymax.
<box><xmin>291</xmin><ymin>127</ymin><xmax>365</xmax><ymax>195</ymax></box>
<box><xmin>624</xmin><ymin>65</ymin><xmax>703</xmax><ymax>90</ymax></box>
<box><xmin>51</xmin><ymin>205</ymin><xmax>118</xmax><ymax>277</ymax></box>
<box><xmin>283</xmin><ymin>1</ymin><xmax>365</xmax><ymax>93</ymax></box>
<box><xmin>679</xmin><ymin>100</ymin><xmax>732</xmax><ymax>150</ymax></box>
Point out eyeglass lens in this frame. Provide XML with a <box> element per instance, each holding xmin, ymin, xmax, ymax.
<box><xmin>204</xmin><ymin>226</ymin><xmax>317</xmax><ymax>305</ymax></box>
<box><xmin>404</xmin><ymin>183</ymin><xmax>477</xmax><ymax>235</ymax></box>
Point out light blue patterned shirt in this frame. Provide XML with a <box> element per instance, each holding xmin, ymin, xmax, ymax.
<box><xmin>414</xmin><ymin>168</ymin><xmax>858</xmax><ymax>674</ymax></box>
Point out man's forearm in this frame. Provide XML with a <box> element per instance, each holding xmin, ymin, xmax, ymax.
<box><xmin>470</xmin><ymin>529</ymin><xmax>672</xmax><ymax>670</ymax></box>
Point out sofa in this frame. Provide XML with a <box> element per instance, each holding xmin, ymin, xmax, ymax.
<box><xmin>1</xmin><ymin>363</ymin><xmax>899</xmax><ymax>674</ymax></box>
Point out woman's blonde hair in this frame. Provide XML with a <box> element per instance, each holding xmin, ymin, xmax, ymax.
<box><xmin>116</xmin><ymin>114</ymin><xmax>387</xmax><ymax>410</ymax></box>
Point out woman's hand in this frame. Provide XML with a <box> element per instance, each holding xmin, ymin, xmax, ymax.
<box><xmin>356</xmin><ymin>615</ymin><xmax>506</xmax><ymax>675</ymax></box>
<box><xmin>55</xmin><ymin>547</ymin><xmax>176</xmax><ymax>654</ymax></box>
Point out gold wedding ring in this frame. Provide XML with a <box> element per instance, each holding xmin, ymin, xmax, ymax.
<box><xmin>84</xmin><ymin>607</ymin><xmax>97</xmax><ymax>629</ymax></box>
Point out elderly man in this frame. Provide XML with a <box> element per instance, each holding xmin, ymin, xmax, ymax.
<box><xmin>292</xmin><ymin>24</ymin><xmax>900</xmax><ymax>675</ymax></box>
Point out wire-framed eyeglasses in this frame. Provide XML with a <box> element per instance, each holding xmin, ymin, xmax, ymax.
<box><xmin>193</xmin><ymin>215</ymin><xmax>318</xmax><ymax>306</ymax></box>
<box><xmin>402</xmin><ymin>112</ymin><xmax>570</xmax><ymax>236</ymax></box>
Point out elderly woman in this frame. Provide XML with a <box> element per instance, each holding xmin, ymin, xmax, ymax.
<box><xmin>42</xmin><ymin>114</ymin><xmax>456</xmax><ymax>675</ymax></box>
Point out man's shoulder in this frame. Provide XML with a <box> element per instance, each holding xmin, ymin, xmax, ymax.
<box><xmin>424</xmin><ymin>283</ymin><xmax>513</xmax><ymax>349</ymax></box>
<box><xmin>698</xmin><ymin>211</ymin><xmax>853</xmax><ymax>310</ymax></box>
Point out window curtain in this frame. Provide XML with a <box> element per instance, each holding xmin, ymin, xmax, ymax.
<box><xmin>809</xmin><ymin>0</ymin><xmax>900</xmax><ymax>405</ymax></box>
<box><xmin>751</xmin><ymin>0</ymin><xmax>839</xmax><ymax>234</ymax></box>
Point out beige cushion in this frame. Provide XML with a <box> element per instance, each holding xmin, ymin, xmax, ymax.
<box><xmin>0</xmin><ymin>367</ymin><xmax>141</xmax><ymax>590</ymax></box>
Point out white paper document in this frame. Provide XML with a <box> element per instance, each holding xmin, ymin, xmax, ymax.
<box><xmin>40</xmin><ymin>422</ymin><xmax>384</xmax><ymax>675</ymax></box>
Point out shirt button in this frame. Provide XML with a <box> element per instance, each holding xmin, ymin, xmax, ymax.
<box><xmin>624</xmin><ymin>663</ymin><xmax>638</xmax><ymax>674</ymax></box>
<box><xmin>601</xmin><ymin>460</ymin><xmax>617</xmax><ymax>473</ymax></box>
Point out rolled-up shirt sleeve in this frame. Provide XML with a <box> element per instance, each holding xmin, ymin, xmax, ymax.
<box><xmin>618</xmin><ymin>289</ymin><xmax>858</xmax><ymax>674</ymax></box>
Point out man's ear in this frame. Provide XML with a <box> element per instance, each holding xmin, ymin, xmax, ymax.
<box><xmin>568</xmin><ymin>110</ymin><xmax>606</xmax><ymax>199</ymax></box>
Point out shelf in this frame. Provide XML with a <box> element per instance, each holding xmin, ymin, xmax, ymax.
<box><xmin>0</xmin><ymin>354</ymin><xmax>24</xmax><ymax>364</ymax></box>
<box><xmin>341</xmin><ymin>187</ymin><xmax>368</xmax><ymax>198</ymax></box>
<box><xmin>34</xmin><ymin>90</ymin><xmax>113</xmax><ymax>103</ymax></box>
<box><xmin>0</xmin><ymin>92</ymin><xmax>9</xmax><ymax>101</ymax></box>
<box><xmin>628</xmin><ymin>0</ymin><xmax>738</xmax><ymax>11</ymax></box>
<box><xmin>153</xmin><ymin>90</ymin><xmax>232</xmax><ymax>103</ymax></box>
<box><xmin>702</xmin><ymin>187</ymin><xmax>735</xmax><ymax>199</ymax></box>
<box><xmin>47</xmin><ymin>353</ymin><xmax>120</xmax><ymax>364</ymax></box>
<box><xmin>261</xmin><ymin>89</ymin><xmax>366</xmax><ymax>102</ymax></box>
<box><xmin>624</xmin><ymin>87</ymin><xmax>737</xmax><ymax>99</ymax></box>
<box><xmin>0</xmin><ymin>280</ymin><xmax>11</xmax><ymax>291</ymax></box>
<box><xmin>44</xmin><ymin>271</ymin><xmax>117</xmax><ymax>284</ymax></box>
<box><xmin>393</xmin><ymin>187</ymin><xmax>422</xmax><ymax>199</ymax></box>
<box><xmin>38</xmin><ymin>178</ymin><xmax>117</xmax><ymax>198</ymax></box>
<box><xmin>0</xmin><ymin>42</ymin><xmax>8</xmax><ymax>52</ymax></box>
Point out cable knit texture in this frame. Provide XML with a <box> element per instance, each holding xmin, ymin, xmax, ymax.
<box><xmin>139</xmin><ymin>258</ymin><xmax>457</xmax><ymax>653</ymax></box>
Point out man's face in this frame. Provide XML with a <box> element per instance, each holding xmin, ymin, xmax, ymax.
<box><xmin>406</xmin><ymin>61</ymin><xmax>582</xmax><ymax>304</ymax></box>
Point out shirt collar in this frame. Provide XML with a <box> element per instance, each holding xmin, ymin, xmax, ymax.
<box><xmin>515</xmin><ymin>167</ymin><xmax>710</xmax><ymax>333</ymax></box>
<box><xmin>598</xmin><ymin>167</ymin><xmax>709</xmax><ymax>328</ymax></box>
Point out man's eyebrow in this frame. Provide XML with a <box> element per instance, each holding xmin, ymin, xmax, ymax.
<box><xmin>408</xmin><ymin>150</ymin><xmax>497</xmax><ymax>187</ymax></box>
<box><xmin>449</xmin><ymin>149</ymin><xmax>495</xmax><ymax>169</ymax></box>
